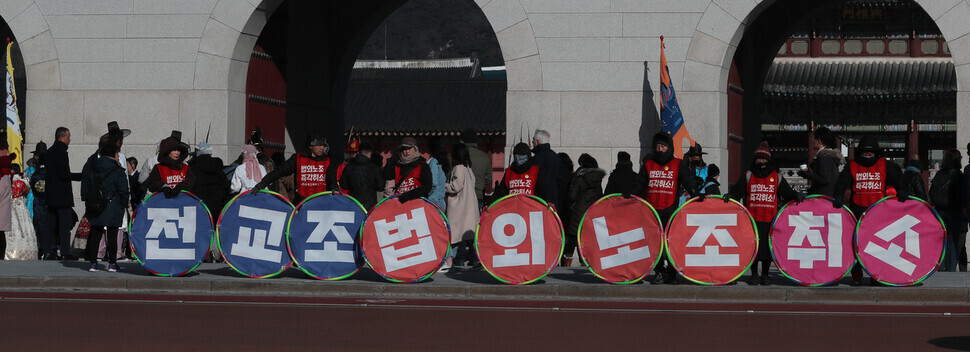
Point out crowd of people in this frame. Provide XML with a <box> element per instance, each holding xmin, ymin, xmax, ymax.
<box><xmin>2</xmin><ymin>122</ymin><xmax>967</xmax><ymax>285</ymax></box>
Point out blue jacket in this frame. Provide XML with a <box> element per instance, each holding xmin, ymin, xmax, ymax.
<box><xmin>427</xmin><ymin>157</ymin><xmax>447</xmax><ymax>211</ymax></box>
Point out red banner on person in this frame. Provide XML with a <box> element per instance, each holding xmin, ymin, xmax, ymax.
<box><xmin>475</xmin><ymin>194</ymin><xmax>564</xmax><ymax>284</ymax></box>
<box><xmin>360</xmin><ymin>197</ymin><xmax>450</xmax><ymax>283</ymax></box>
<box><xmin>856</xmin><ymin>197</ymin><xmax>945</xmax><ymax>286</ymax></box>
<box><xmin>578</xmin><ymin>194</ymin><xmax>663</xmax><ymax>284</ymax></box>
<box><xmin>665</xmin><ymin>196</ymin><xmax>757</xmax><ymax>285</ymax></box>
<box><xmin>770</xmin><ymin>196</ymin><xmax>856</xmax><ymax>286</ymax></box>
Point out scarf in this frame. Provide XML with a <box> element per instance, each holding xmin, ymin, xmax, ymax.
<box><xmin>398</xmin><ymin>147</ymin><xmax>421</xmax><ymax>165</ymax></box>
<box><xmin>242</xmin><ymin>145</ymin><xmax>263</xmax><ymax>182</ymax></box>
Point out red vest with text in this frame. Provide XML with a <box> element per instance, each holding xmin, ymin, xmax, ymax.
<box><xmin>158</xmin><ymin>164</ymin><xmax>187</xmax><ymax>188</ymax></box>
<box><xmin>395</xmin><ymin>165</ymin><xmax>423</xmax><ymax>195</ymax></box>
<box><xmin>336</xmin><ymin>162</ymin><xmax>348</xmax><ymax>193</ymax></box>
<box><xmin>747</xmin><ymin>170</ymin><xmax>780</xmax><ymax>223</ymax></box>
<box><xmin>296</xmin><ymin>154</ymin><xmax>330</xmax><ymax>197</ymax></box>
<box><xmin>643</xmin><ymin>158</ymin><xmax>681</xmax><ymax>209</ymax></box>
<box><xmin>849</xmin><ymin>158</ymin><xmax>886</xmax><ymax>208</ymax></box>
<box><xmin>504</xmin><ymin>165</ymin><xmax>539</xmax><ymax>195</ymax></box>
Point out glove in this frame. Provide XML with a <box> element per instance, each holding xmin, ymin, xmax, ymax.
<box><xmin>163</xmin><ymin>187</ymin><xmax>179</xmax><ymax>199</ymax></box>
<box><xmin>795</xmin><ymin>193</ymin><xmax>806</xmax><ymax>204</ymax></box>
<box><xmin>252</xmin><ymin>181</ymin><xmax>267</xmax><ymax>193</ymax></box>
<box><xmin>696</xmin><ymin>194</ymin><xmax>707</xmax><ymax>202</ymax></box>
<box><xmin>397</xmin><ymin>192</ymin><xmax>417</xmax><ymax>203</ymax></box>
<box><xmin>721</xmin><ymin>193</ymin><xmax>732</xmax><ymax>203</ymax></box>
<box><xmin>896</xmin><ymin>189</ymin><xmax>909</xmax><ymax>203</ymax></box>
<box><xmin>621</xmin><ymin>192</ymin><xmax>632</xmax><ymax>199</ymax></box>
<box><xmin>832</xmin><ymin>196</ymin><xmax>844</xmax><ymax>209</ymax></box>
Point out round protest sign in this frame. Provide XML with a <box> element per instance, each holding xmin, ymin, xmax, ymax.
<box><xmin>129</xmin><ymin>191</ymin><xmax>214</xmax><ymax>276</ymax></box>
<box><xmin>665</xmin><ymin>196</ymin><xmax>758</xmax><ymax>285</ymax></box>
<box><xmin>769</xmin><ymin>195</ymin><xmax>856</xmax><ymax>286</ymax></box>
<box><xmin>217</xmin><ymin>190</ymin><xmax>295</xmax><ymax>278</ymax></box>
<box><xmin>577</xmin><ymin>194</ymin><xmax>663</xmax><ymax>284</ymax></box>
<box><xmin>360</xmin><ymin>196</ymin><xmax>450</xmax><ymax>283</ymax></box>
<box><xmin>475</xmin><ymin>194</ymin><xmax>564</xmax><ymax>284</ymax></box>
<box><xmin>287</xmin><ymin>192</ymin><xmax>367</xmax><ymax>280</ymax></box>
<box><xmin>855</xmin><ymin>197</ymin><xmax>945</xmax><ymax>286</ymax></box>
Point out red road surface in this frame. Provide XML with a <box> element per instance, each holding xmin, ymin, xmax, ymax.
<box><xmin>2</xmin><ymin>293</ymin><xmax>968</xmax><ymax>351</ymax></box>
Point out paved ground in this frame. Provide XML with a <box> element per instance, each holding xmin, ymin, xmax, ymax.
<box><xmin>1</xmin><ymin>260</ymin><xmax>968</xmax><ymax>305</ymax></box>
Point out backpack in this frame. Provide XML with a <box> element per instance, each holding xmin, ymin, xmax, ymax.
<box><xmin>929</xmin><ymin>169</ymin><xmax>954</xmax><ymax>209</ymax></box>
<box><xmin>84</xmin><ymin>171</ymin><xmax>116</xmax><ymax>218</ymax></box>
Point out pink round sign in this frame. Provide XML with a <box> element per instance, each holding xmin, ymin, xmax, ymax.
<box><xmin>769</xmin><ymin>196</ymin><xmax>856</xmax><ymax>286</ymax></box>
<box><xmin>855</xmin><ymin>197</ymin><xmax>945</xmax><ymax>286</ymax></box>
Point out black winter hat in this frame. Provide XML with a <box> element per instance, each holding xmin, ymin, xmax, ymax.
<box><xmin>652</xmin><ymin>132</ymin><xmax>673</xmax><ymax>149</ymax></box>
<box><xmin>512</xmin><ymin>142</ymin><xmax>530</xmax><ymax>156</ymax></box>
<box><xmin>578</xmin><ymin>153</ymin><xmax>598</xmax><ymax>169</ymax></box>
<box><xmin>856</xmin><ymin>136</ymin><xmax>881</xmax><ymax>154</ymax></box>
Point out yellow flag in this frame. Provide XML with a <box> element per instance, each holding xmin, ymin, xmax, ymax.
<box><xmin>6</xmin><ymin>41</ymin><xmax>22</xmax><ymax>167</ymax></box>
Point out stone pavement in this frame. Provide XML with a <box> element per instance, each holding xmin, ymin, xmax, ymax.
<box><xmin>0</xmin><ymin>260</ymin><xmax>967</xmax><ymax>305</ymax></box>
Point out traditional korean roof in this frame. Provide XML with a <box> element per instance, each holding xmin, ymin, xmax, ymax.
<box><xmin>763</xmin><ymin>57</ymin><xmax>955</xmax><ymax>98</ymax></box>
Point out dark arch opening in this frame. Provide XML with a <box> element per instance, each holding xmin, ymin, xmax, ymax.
<box><xmin>730</xmin><ymin>0</ymin><xmax>953</xmax><ymax>184</ymax></box>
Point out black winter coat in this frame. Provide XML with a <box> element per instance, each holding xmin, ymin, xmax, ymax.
<box><xmin>903</xmin><ymin>167</ymin><xmax>927</xmax><ymax>201</ymax></box>
<box><xmin>566</xmin><ymin>167</ymin><xmax>606</xmax><ymax>238</ymax></box>
<box><xmin>339</xmin><ymin>154</ymin><xmax>384</xmax><ymax>210</ymax></box>
<box><xmin>189</xmin><ymin>154</ymin><xmax>230</xmax><ymax>216</ymax></box>
<box><xmin>798</xmin><ymin>148</ymin><xmax>843</xmax><ymax>197</ymax></box>
<box><xmin>44</xmin><ymin>140</ymin><xmax>82</xmax><ymax>208</ymax></box>
<box><xmin>84</xmin><ymin>156</ymin><xmax>129</xmax><ymax>227</ymax></box>
<box><xmin>531</xmin><ymin>143</ymin><xmax>562</xmax><ymax>209</ymax></box>
<box><xmin>604</xmin><ymin>160</ymin><xmax>638</xmax><ymax>195</ymax></box>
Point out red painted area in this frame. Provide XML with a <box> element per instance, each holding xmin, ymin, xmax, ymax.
<box><xmin>245</xmin><ymin>45</ymin><xmax>287</xmax><ymax>155</ymax></box>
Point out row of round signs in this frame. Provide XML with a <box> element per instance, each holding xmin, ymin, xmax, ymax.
<box><xmin>127</xmin><ymin>191</ymin><xmax>946</xmax><ymax>287</ymax></box>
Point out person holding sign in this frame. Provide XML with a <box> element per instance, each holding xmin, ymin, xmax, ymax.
<box><xmin>640</xmin><ymin>132</ymin><xmax>699</xmax><ymax>284</ymax></box>
<box><xmin>493</xmin><ymin>142</ymin><xmax>540</xmax><ymax>200</ymax></box>
<box><xmin>724</xmin><ymin>142</ymin><xmax>802</xmax><ymax>285</ymax></box>
<box><xmin>146</xmin><ymin>135</ymin><xmax>195</xmax><ymax>199</ymax></box>
<box><xmin>382</xmin><ymin>137</ymin><xmax>432</xmax><ymax>203</ymax></box>
<box><xmin>254</xmin><ymin>133</ymin><xmax>335</xmax><ymax>204</ymax></box>
<box><xmin>833</xmin><ymin>136</ymin><xmax>905</xmax><ymax>285</ymax></box>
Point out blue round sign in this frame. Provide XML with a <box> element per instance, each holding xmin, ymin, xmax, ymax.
<box><xmin>129</xmin><ymin>192</ymin><xmax>214</xmax><ymax>276</ymax></box>
<box><xmin>217</xmin><ymin>190</ymin><xmax>295</xmax><ymax>278</ymax></box>
<box><xmin>287</xmin><ymin>192</ymin><xmax>367</xmax><ymax>280</ymax></box>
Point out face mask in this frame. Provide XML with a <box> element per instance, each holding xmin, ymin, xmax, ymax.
<box><xmin>514</xmin><ymin>155</ymin><xmax>529</xmax><ymax>165</ymax></box>
<box><xmin>755</xmin><ymin>162</ymin><xmax>768</xmax><ymax>169</ymax></box>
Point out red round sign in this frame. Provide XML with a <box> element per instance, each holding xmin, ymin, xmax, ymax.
<box><xmin>360</xmin><ymin>197</ymin><xmax>450</xmax><ymax>283</ymax></box>
<box><xmin>665</xmin><ymin>196</ymin><xmax>758</xmax><ymax>285</ymax></box>
<box><xmin>855</xmin><ymin>197</ymin><xmax>945</xmax><ymax>286</ymax></box>
<box><xmin>475</xmin><ymin>195</ymin><xmax>564</xmax><ymax>284</ymax></box>
<box><xmin>577</xmin><ymin>194</ymin><xmax>664</xmax><ymax>284</ymax></box>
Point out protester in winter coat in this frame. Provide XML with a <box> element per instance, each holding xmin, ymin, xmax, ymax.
<box><xmin>604</xmin><ymin>151</ymin><xmax>638</xmax><ymax>195</ymax></box>
<box><xmin>725</xmin><ymin>142</ymin><xmax>802</xmax><ymax>285</ymax></box>
<box><xmin>531</xmin><ymin>130</ymin><xmax>563</xmax><ymax>209</ymax></box>
<box><xmin>903</xmin><ymin>159</ymin><xmax>927</xmax><ymax>201</ymax></box>
<box><xmin>146</xmin><ymin>136</ymin><xmax>196</xmax><ymax>198</ymax></box>
<box><xmin>83</xmin><ymin>143</ymin><xmax>129</xmax><ymax>272</ymax></box>
<box><xmin>382</xmin><ymin>137</ymin><xmax>432</xmax><ymax>203</ymax></box>
<box><xmin>255</xmin><ymin>133</ymin><xmax>336</xmax><ymax>204</ymax></box>
<box><xmin>461</xmin><ymin>129</ymin><xmax>491</xmax><ymax>208</ymax></box>
<box><xmin>833</xmin><ymin>136</ymin><xmax>906</xmax><ymax>284</ymax></box>
<box><xmin>30</xmin><ymin>151</ymin><xmax>50</xmax><ymax>259</ymax></box>
<box><xmin>640</xmin><ymin>132</ymin><xmax>700</xmax><ymax>284</ymax></box>
<box><xmin>188</xmin><ymin>142</ymin><xmax>230</xmax><ymax>216</ymax></box>
<box><xmin>427</xmin><ymin>136</ymin><xmax>449</xmax><ymax>211</ymax></box>
<box><xmin>933</xmin><ymin>149</ymin><xmax>966</xmax><ymax>272</ymax></box>
<box><xmin>44</xmin><ymin>127</ymin><xmax>82</xmax><ymax>260</ymax></box>
<box><xmin>339</xmin><ymin>143</ymin><xmax>384</xmax><ymax>211</ymax></box>
<box><xmin>492</xmin><ymin>142</ymin><xmax>540</xmax><ymax>201</ymax></box>
<box><xmin>700</xmin><ymin>164</ymin><xmax>721</xmax><ymax>195</ymax></box>
<box><xmin>231</xmin><ymin>145</ymin><xmax>266</xmax><ymax>194</ymax></box>
<box><xmin>564</xmin><ymin>154</ymin><xmax>605</xmax><ymax>267</ymax></box>
<box><xmin>443</xmin><ymin>143</ymin><xmax>477</xmax><ymax>271</ymax></box>
<box><xmin>798</xmin><ymin>127</ymin><xmax>844</xmax><ymax>197</ymax></box>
